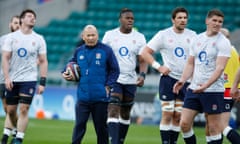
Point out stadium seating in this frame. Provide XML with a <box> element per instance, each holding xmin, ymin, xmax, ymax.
<box><xmin>34</xmin><ymin>0</ymin><xmax>240</xmax><ymax>85</ymax></box>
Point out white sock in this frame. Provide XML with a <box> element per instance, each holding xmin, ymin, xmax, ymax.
<box><xmin>3</xmin><ymin>128</ymin><xmax>11</xmax><ymax>136</ymax></box>
<box><xmin>16</xmin><ymin>132</ymin><xmax>24</xmax><ymax>139</ymax></box>
<box><xmin>223</xmin><ymin>126</ymin><xmax>232</xmax><ymax>137</ymax></box>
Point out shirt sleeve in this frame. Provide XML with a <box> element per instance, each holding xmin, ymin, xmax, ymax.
<box><xmin>217</xmin><ymin>36</ymin><xmax>231</xmax><ymax>57</ymax></box>
<box><xmin>38</xmin><ymin>35</ymin><xmax>47</xmax><ymax>54</ymax></box>
<box><xmin>147</xmin><ymin>31</ymin><xmax>163</xmax><ymax>52</ymax></box>
<box><xmin>102</xmin><ymin>31</ymin><xmax>110</xmax><ymax>45</ymax></box>
<box><xmin>137</xmin><ymin>34</ymin><xmax>147</xmax><ymax>55</ymax></box>
<box><xmin>1</xmin><ymin>34</ymin><xmax>13</xmax><ymax>52</ymax></box>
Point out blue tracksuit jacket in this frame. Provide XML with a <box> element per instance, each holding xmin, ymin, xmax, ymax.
<box><xmin>65</xmin><ymin>41</ymin><xmax>120</xmax><ymax>102</ymax></box>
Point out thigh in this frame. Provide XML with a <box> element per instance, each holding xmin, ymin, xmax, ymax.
<box><xmin>18</xmin><ymin>81</ymin><xmax>37</xmax><ymax>104</ymax></box>
<box><xmin>200</xmin><ymin>92</ymin><xmax>224</xmax><ymax>114</ymax></box>
<box><xmin>6</xmin><ymin>83</ymin><xmax>20</xmax><ymax>105</ymax></box>
<box><xmin>122</xmin><ymin>84</ymin><xmax>137</xmax><ymax>100</ymax></box>
<box><xmin>0</xmin><ymin>84</ymin><xmax>6</xmax><ymax>98</ymax></box>
<box><xmin>180</xmin><ymin>107</ymin><xmax>198</xmax><ymax>125</ymax></box>
<box><xmin>221</xmin><ymin>111</ymin><xmax>231</xmax><ymax>125</ymax></box>
<box><xmin>75</xmin><ymin>101</ymin><xmax>90</xmax><ymax>124</ymax></box>
<box><xmin>159</xmin><ymin>75</ymin><xmax>178</xmax><ymax>101</ymax></box>
<box><xmin>222</xmin><ymin>99</ymin><xmax>234</xmax><ymax>112</ymax></box>
<box><xmin>206</xmin><ymin>113</ymin><xmax>222</xmax><ymax>134</ymax></box>
<box><xmin>111</xmin><ymin>82</ymin><xmax>123</xmax><ymax>100</ymax></box>
<box><xmin>120</xmin><ymin>85</ymin><xmax>136</xmax><ymax>118</ymax></box>
<box><xmin>159</xmin><ymin>75</ymin><xmax>188</xmax><ymax>101</ymax></box>
<box><xmin>91</xmin><ymin>102</ymin><xmax>108</xmax><ymax>127</ymax></box>
<box><xmin>18</xmin><ymin>81</ymin><xmax>37</xmax><ymax>96</ymax></box>
<box><xmin>183</xmin><ymin>89</ymin><xmax>202</xmax><ymax>112</ymax></box>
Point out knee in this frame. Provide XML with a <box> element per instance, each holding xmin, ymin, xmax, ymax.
<box><xmin>108</xmin><ymin>104</ymin><xmax>120</xmax><ymax>118</ymax></box>
<box><xmin>161</xmin><ymin>111</ymin><xmax>174</xmax><ymax>122</ymax></box>
<box><xmin>120</xmin><ymin>109</ymin><xmax>131</xmax><ymax>119</ymax></box>
<box><xmin>108</xmin><ymin>96</ymin><xmax>121</xmax><ymax>117</ymax></box>
<box><xmin>161</xmin><ymin>100</ymin><xmax>175</xmax><ymax>122</ymax></box>
<box><xmin>180</xmin><ymin>120</ymin><xmax>191</xmax><ymax>132</ymax></box>
<box><xmin>19</xmin><ymin>105</ymin><xmax>30</xmax><ymax>116</ymax></box>
<box><xmin>7</xmin><ymin>107</ymin><xmax>17</xmax><ymax>115</ymax></box>
<box><xmin>172</xmin><ymin>112</ymin><xmax>181</xmax><ymax>124</ymax></box>
<box><xmin>208</xmin><ymin>122</ymin><xmax>221</xmax><ymax>134</ymax></box>
<box><xmin>120</xmin><ymin>102</ymin><xmax>134</xmax><ymax>120</ymax></box>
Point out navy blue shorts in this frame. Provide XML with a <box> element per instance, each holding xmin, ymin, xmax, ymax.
<box><xmin>0</xmin><ymin>84</ymin><xmax>6</xmax><ymax>99</ymax></box>
<box><xmin>6</xmin><ymin>81</ymin><xmax>37</xmax><ymax>105</ymax></box>
<box><xmin>159</xmin><ymin>75</ymin><xmax>189</xmax><ymax>101</ymax></box>
<box><xmin>183</xmin><ymin>89</ymin><xmax>224</xmax><ymax>114</ymax></box>
<box><xmin>223</xmin><ymin>99</ymin><xmax>234</xmax><ymax>112</ymax></box>
<box><xmin>111</xmin><ymin>82</ymin><xmax>137</xmax><ymax>99</ymax></box>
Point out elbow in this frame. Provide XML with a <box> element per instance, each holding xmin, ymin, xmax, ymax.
<box><xmin>217</xmin><ymin>66</ymin><xmax>225</xmax><ymax>74</ymax></box>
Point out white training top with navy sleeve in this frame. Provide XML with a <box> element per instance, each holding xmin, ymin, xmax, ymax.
<box><xmin>188</xmin><ymin>32</ymin><xmax>231</xmax><ymax>92</ymax></box>
<box><xmin>147</xmin><ymin>27</ymin><xmax>197</xmax><ymax>80</ymax></box>
<box><xmin>102</xmin><ymin>28</ymin><xmax>146</xmax><ymax>84</ymax></box>
<box><xmin>1</xmin><ymin>30</ymin><xmax>47</xmax><ymax>82</ymax></box>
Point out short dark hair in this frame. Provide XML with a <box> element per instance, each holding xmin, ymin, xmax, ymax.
<box><xmin>119</xmin><ymin>8</ymin><xmax>133</xmax><ymax>18</ymax></box>
<box><xmin>20</xmin><ymin>9</ymin><xmax>36</xmax><ymax>19</ymax></box>
<box><xmin>19</xmin><ymin>9</ymin><xmax>36</xmax><ymax>25</ymax></box>
<box><xmin>171</xmin><ymin>7</ymin><xmax>188</xmax><ymax>19</ymax></box>
<box><xmin>207</xmin><ymin>9</ymin><xmax>224</xmax><ymax>18</ymax></box>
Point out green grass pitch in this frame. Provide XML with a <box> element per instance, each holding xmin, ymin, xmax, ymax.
<box><xmin>0</xmin><ymin>117</ymin><xmax>231</xmax><ymax>143</ymax></box>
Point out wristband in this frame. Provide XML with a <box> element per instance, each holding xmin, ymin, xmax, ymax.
<box><xmin>40</xmin><ymin>77</ymin><xmax>46</xmax><ymax>86</ymax></box>
<box><xmin>140</xmin><ymin>72</ymin><xmax>146</xmax><ymax>79</ymax></box>
<box><xmin>151</xmin><ymin>61</ymin><xmax>161</xmax><ymax>70</ymax></box>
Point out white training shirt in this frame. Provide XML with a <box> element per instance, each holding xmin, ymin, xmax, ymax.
<box><xmin>1</xmin><ymin>30</ymin><xmax>47</xmax><ymax>82</ymax></box>
<box><xmin>0</xmin><ymin>34</ymin><xmax>8</xmax><ymax>84</ymax></box>
<box><xmin>102</xmin><ymin>28</ymin><xmax>146</xmax><ymax>84</ymax></box>
<box><xmin>189</xmin><ymin>32</ymin><xmax>231</xmax><ymax>92</ymax></box>
<box><xmin>147</xmin><ymin>27</ymin><xmax>197</xmax><ymax>80</ymax></box>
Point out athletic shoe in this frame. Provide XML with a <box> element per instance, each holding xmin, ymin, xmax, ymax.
<box><xmin>11</xmin><ymin>138</ymin><xmax>21</xmax><ymax>144</ymax></box>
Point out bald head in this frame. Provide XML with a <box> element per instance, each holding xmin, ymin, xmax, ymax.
<box><xmin>82</xmin><ymin>25</ymin><xmax>98</xmax><ymax>33</ymax></box>
<box><xmin>82</xmin><ymin>25</ymin><xmax>99</xmax><ymax>47</ymax></box>
<box><xmin>220</xmin><ymin>28</ymin><xmax>230</xmax><ymax>39</ymax></box>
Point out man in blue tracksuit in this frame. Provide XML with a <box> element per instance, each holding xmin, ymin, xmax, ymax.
<box><xmin>62</xmin><ymin>25</ymin><xmax>120</xmax><ymax>144</ymax></box>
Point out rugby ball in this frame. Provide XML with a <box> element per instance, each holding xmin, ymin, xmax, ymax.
<box><xmin>66</xmin><ymin>62</ymin><xmax>80</xmax><ymax>81</ymax></box>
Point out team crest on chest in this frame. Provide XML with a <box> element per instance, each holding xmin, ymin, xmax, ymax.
<box><xmin>197</xmin><ymin>42</ymin><xmax>201</xmax><ymax>47</ymax></box>
<box><xmin>132</xmin><ymin>40</ymin><xmax>136</xmax><ymax>44</ymax></box>
<box><xmin>79</xmin><ymin>55</ymin><xmax>84</xmax><ymax>60</ymax></box>
<box><xmin>212</xmin><ymin>42</ymin><xmax>216</xmax><ymax>47</ymax></box>
<box><xmin>32</xmin><ymin>41</ymin><xmax>36</xmax><ymax>46</ymax></box>
<box><xmin>96</xmin><ymin>53</ymin><xmax>101</xmax><ymax>59</ymax></box>
<box><xmin>168</xmin><ymin>39</ymin><xmax>173</xmax><ymax>43</ymax></box>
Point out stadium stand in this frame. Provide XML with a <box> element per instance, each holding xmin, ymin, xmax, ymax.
<box><xmin>34</xmin><ymin>0</ymin><xmax>240</xmax><ymax>86</ymax></box>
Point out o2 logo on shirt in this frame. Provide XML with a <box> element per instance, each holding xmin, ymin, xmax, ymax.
<box><xmin>119</xmin><ymin>47</ymin><xmax>129</xmax><ymax>56</ymax></box>
<box><xmin>18</xmin><ymin>48</ymin><xmax>27</xmax><ymax>57</ymax></box>
<box><xmin>198</xmin><ymin>51</ymin><xmax>209</xmax><ymax>65</ymax></box>
<box><xmin>174</xmin><ymin>47</ymin><xmax>186</xmax><ymax>60</ymax></box>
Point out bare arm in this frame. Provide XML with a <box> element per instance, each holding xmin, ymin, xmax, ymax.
<box><xmin>180</xmin><ymin>56</ymin><xmax>195</xmax><ymax>82</ymax></box>
<box><xmin>37</xmin><ymin>53</ymin><xmax>48</xmax><ymax>94</ymax></box>
<box><xmin>173</xmin><ymin>56</ymin><xmax>194</xmax><ymax>94</ymax></box>
<box><xmin>231</xmin><ymin>68</ymin><xmax>240</xmax><ymax>99</ymax></box>
<box><xmin>140</xmin><ymin>46</ymin><xmax>170</xmax><ymax>75</ymax></box>
<box><xmin>2</xmin><ymin>51</ymin><xmax>13</xmax><ymax>90</ymax></box>
<box><xmin>136</xmin><ymin>55</ymin><xmax>148</xmax><ymax>87</ymax></box>
<box><xmin>193</xmin><ymin>56</ymin><xmax>229</xmax><ymax>93</ymax></box>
